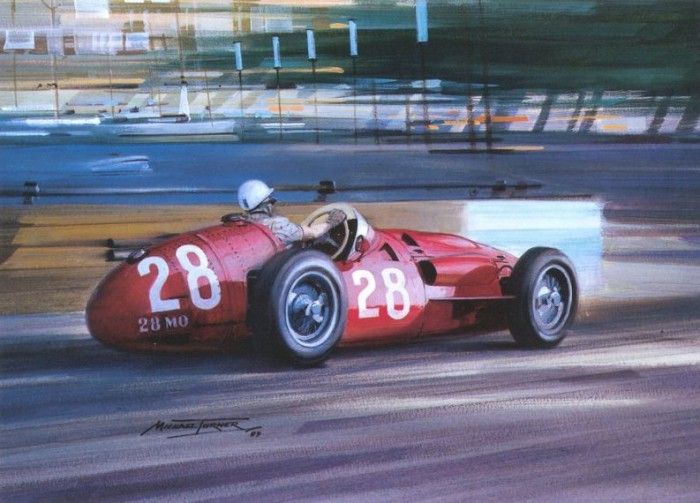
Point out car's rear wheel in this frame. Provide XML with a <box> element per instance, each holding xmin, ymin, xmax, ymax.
<box><xmin>507</xmin><ymin>247</ymin><xmax>578</xmax><ymax>348</ymax></box>
<box><xmin>250</xmin><ymin>248</ymin><xmax>347</xmax><ymax>366</ymax></box>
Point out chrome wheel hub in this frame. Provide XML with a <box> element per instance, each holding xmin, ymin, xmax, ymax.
<box><xmin>285</xmin><ymin>272</ymin><xmax>337</xmax><ymax>348</ymax></box>
<box><xmin>531</xmin><ymin>265</ymin><xmax>572</xmax><ymax>337</ymax></box>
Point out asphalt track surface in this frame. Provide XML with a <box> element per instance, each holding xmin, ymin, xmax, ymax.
<box><xmin>1</xmin><ymin>298</ymin><xmax>699</xmax><ymax>502</ymax></box>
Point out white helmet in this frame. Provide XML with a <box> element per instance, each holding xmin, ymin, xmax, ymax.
<box><xmin>237</xmin><ymin>179</ymin><xmax>274</xmax><ymax>211</ymax></box>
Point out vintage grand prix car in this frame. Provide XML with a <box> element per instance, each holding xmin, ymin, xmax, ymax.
<box><xmin>86</xmin><ymin>204</ymin><xmax>578</xmax><ymax>365</ymax></box>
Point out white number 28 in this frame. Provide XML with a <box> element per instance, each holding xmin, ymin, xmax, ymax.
<box><xmin>351</xmin><ymin>267</ymin><xmax>411</xmax><ymax>320</ymax></box>
<box><xmin>137</xmin><ymin>244</ymin><xmax>221</xmax><ymax>313</ymax></box>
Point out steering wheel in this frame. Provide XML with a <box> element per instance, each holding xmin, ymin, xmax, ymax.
<box><xmin>300</xmin><ymin>204</ymin><xmax>356</xmax><ymax>260</ymax></box>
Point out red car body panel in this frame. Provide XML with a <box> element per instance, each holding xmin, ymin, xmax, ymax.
<box><xmin>86</xmin><ymin>217</ymin><xmax>517</xmax><ymax>352</ymax></box>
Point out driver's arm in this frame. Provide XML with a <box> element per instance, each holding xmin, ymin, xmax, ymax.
<box><xmin>300</xmin><ymin>222</ymin><xmax>332</xmax><ymax>241</ymax></box>
<box><xmin>300</xmin><ymin>208</ymin><xmax>346</xmax><ymax>241</ymax></box>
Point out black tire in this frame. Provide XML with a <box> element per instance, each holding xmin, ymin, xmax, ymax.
<box><xmin>250</xmin><ymin>248</ymin><xmax>348</xmax><ymax>366</ymax></box>
<box><xmin>507</xmin><ymin>247</ymin><xmax>578</xmax><ymax>348</ymax></box>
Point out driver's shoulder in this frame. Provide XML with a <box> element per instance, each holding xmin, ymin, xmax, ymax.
<box><xmin>266</xmin><ymin>214</ymin><xmax>299</xmax><ymax>229</ymax></box>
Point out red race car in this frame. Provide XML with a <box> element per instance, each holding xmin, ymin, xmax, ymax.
<box><xmin>87</xmin><ymin>204</ymin><xmax>578</xmax><ymax>365</ymax></box>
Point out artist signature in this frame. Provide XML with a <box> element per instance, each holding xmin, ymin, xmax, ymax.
<box><xmin>141</xmin><ymin>417</ymin><xmax>262</xmax><ymax>439</ymax></box>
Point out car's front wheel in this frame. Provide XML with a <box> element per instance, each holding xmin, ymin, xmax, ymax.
<box><xmin>507</xmin><ymin>247</ymin><xmax>578</xmax><ymax>348</ymax></box>
<box><xmin>250</xmin><ymin>248</ymin><xmax>347</xmax><ymax>366</ymax></box>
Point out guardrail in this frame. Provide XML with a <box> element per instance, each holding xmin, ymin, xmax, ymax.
<box><xmin>2</xmin><ymin>179</ymin><xmax>558</xmax><ymax>205</ymax></box>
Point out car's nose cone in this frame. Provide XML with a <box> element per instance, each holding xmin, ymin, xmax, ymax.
<box><xmin>86</xmin><ymin>261</ymin><xmax>162</xmax><ymax>350</ymax></box>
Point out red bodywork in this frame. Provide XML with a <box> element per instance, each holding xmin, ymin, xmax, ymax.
<box><xmin>87</xmin><ymin>218</ymin><xmax>517</xmax><ymax>352</ymax></box>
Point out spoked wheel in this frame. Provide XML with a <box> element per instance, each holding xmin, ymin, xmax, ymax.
<box><xmin>507</xmin><ymin>247</ymin><xmax>578</xmax><ymax>348</ymax></box>
<box><xmin>251</xmin><ymin>248</ymin><xmax>347</xmax><ymax>366</ymax></box>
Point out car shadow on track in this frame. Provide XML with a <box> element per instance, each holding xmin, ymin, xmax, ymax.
<box><xmin>2</xmin><ymin>329</ymin><xmax>531</xmax><ymax>378</ymax></box>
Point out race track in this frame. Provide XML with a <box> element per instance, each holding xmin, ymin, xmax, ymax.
<box><xmin>1</xmin><ymin>141</ymin><xmax>699</xmax><ymax>501</ymax></box>
<box><xmin>1</xmin><ymin>297</ymin><xmax>699</xmax><ymax>501</ymax></box>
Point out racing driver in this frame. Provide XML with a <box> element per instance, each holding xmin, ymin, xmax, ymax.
<box><xmin>237</xmin><ymin>179</ymin><xmax>346</xmax><ymax>246</ymax></box>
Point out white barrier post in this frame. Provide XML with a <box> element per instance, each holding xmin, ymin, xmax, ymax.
<box><xmin>349</xmin><ymin>20</ymin><xmax>358</xmax><ymax>143</ymax></box>
<box><xmin>272</xmin><ymin>36</ymin><xmax>283</xmax><ymax>140</ymax></box>
<box><xmin>233</xmin><ymin>41</ymin><xmax>244</xmax><ymax>139</ymax></box>
<box><xmin>307</xmin><ymin>29</ymin><xmax>320</xmax><ymax>144</ymax></box>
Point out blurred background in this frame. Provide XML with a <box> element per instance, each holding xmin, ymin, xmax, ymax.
<box><xmin>1</xmin><ymin>0</ymin><xmax>698</xmax><ymax>141</ymax></box>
